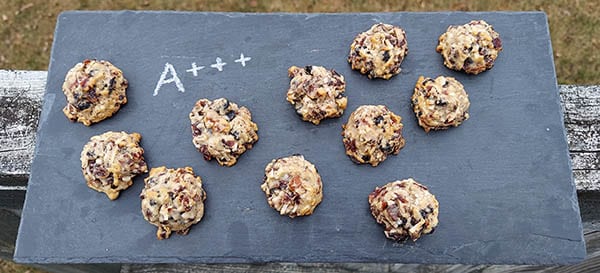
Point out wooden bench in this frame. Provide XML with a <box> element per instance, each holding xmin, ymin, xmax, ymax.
<box><xmin>1</xmin><ymin>70</ymin><xmax>599</xmax><ymax>273</ymax></box>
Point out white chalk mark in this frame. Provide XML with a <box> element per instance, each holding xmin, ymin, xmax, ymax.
<box><xmin>234</xmin><ymin>53</ymin><xmax>251</xmax><ymax>67</ymax></box>
<box><xmin>186</xmin><ymin>62</ymin><xmax>205</xmax><ymax>77</ymax></box>
<box><xmin>153</xmin><ymin>62</ymin><xmax>185</xmax><ymax>96</ymax></box>
<box><xmin>210</xmin><ymin>57</ymin><xmax>227</xmax><ymax>71</ymax></box>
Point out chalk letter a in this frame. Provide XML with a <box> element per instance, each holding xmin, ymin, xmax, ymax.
<box><xmin>153</xmin><ymin>63</ymin><xmax>185</xmax><ymax>96</ymax></box>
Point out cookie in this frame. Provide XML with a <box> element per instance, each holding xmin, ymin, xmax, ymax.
<box><xmin>81</xmin><ymin>131</ymin><xmax>148</xmax><ymax>200</ymax></box>
<box><xmin>412</xmin><ymin>76</ymin><xmax>470</xmax><ymax>132</ymax></box>
<box><xmin>341</xmin><ymin>105</ymin><xmax>405</xmax><ymax>166</ymax></box>
<box><xmin>62</xmin><ymin>59</ymin><xmax>128</xmax><ymax>126</ymax></box>
<box><xmin>368</xmin><ymin>178</ymin><xmax>439</xmax><ymax>241</ymax></box>
<box><xmin>436</xmin><ymin>20</ymin><xmax>502</xmax><ymax>74</ymax></box>
<box><xmin>189</xmin><ymin>98</ymin><xmax>259</xmax><ymax>166</ymax></box>
<box><xmin>286</xmin><ymin>65</ymin><xmax>347</xmax><ymax>124</ymax></box>
<box><xmin>348</xmin><ymin>23</ymin><xmax>409</xmax><ymax>79</ymax></box>
<box><xmin>140</xmin><ymin>166</ymin><xmax>207</xmax><ymax>240</ymax></box>
<box><xmin>260</xmin><ymin>155</ymin><xmax>323</xmax><ymax>218</ymax></box>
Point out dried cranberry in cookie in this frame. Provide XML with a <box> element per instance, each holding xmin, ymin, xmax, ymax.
<box><xmin>62</xmin><ymin>59</ymin><xmax>128</xmax><ymax>126</ymax></box>
<box><xmin>287</xmin><ymin>65</ymin><xmax>347</xmax><ymax>124</ymax></box>
<box><xmin>140</xmin><ymin>166</ymin><xmax>207</xmax><ymax>240</ymax></box>
<box><xmin>189</xmin><ymin>98</ymin><xmax>259</xmax><ymax>166</ymax></box>
<box><xmin>436</xmin><ymin>20</ymin><xmax>502</xmax><ymax>74</ymax></box>
<box><xmin>369</xmin><ymin>178</ymin><xmax>439</xmax><ymax>241</ymax></box>
<box><xmin>260</xmin><ymin>155</ymin><xmax>323</xmax><ymax>218</ymax></box>
<box><xmin>81</xmin><ymin>131</ymin><xmax>147</xmax><ymax>200</ymax></box>
<box><xmin>348</xmin><ymin>23</ymin><xmax>409</xmax><ymax>79</ymax></box>
<box><xmin>412</xmin><ymin>75</ymin><xmax>470</xmax><ymax>132</ymax></box>
<box><xmin>341</xmin><ymin>105</ymin><xmax>405</xmax><ymax>166</ymax></box>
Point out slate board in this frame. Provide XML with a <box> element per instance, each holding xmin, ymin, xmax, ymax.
<box><xmin>14</xmin><ymin>11</ymin><xmax>585</xmax><ymax>264</ymax></box>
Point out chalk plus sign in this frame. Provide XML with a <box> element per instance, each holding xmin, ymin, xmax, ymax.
<box><xmin>210</xmin><ymin>57</ymin><xmax>227</xmax><ymax>71</ymax></box>
<box><xmin>234</xmin><ymin>53</ymin><xmax>252</xmax><ymax>67</ymax></box>
<box><xmin>186</xmin><ymin>62</ymin><xmax>205</xmax><ymax>77</ymax></box>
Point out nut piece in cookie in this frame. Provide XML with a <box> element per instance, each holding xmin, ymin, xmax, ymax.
<box><xmin>341</xmin><ymin>105</ymin><xmax>405</xmax><ymax>166</ymax></box>
<box><xmin>189</xmin><ymin>98</ymin><xmax>259</xmax><ymax>166</ymax></box>
<box><xmin>412</xmin><ymin>76</ymin><xmax>470</xmax><ymax>132</ymax></box>
<box><xmin>348</xmin><ymin>23</ymin><xmax>409</xmax><ymax>79</ymax></box>
<box><xmin>81</xmin><ymin>131</ymin><xmax>148</xmax><ymax>200</ymax></box>
<box><xmin>368</xmin><ymin>178</ymin><xmax>439</xmax><ymax>241</ymax></box>
<box><xmin>62</xmin><ymin>59</ymin><xmax>128</xmax><ymax>126</ymax></box>
<box><xmin>436</xmin><ymin>20</ymin><xmax>502</xmax><ymax>74</ymax></box>
<box><xmin>287</xmin><ymin>65</ymin><xmax>347</xmax><ymax>125</ymax></box>
<box><xmin>140</xmin><ymin>166</ymin><xmax>207</xmax><ymax>240</ymax></box>
<box><xmin>261</xmin><ymin>155</ymin><xmax>323</xmax><ymax>218</ymax></box>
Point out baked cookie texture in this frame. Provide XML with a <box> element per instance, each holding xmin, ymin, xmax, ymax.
<box><xmin>348</xmin><ymin>23</ymin><xmax>409</xmax><ymax>79</ymax></box>
<box><xmin>287</xmin><ymin>65</ymin><xmax>347</xmax><ymax>125</ymax></box>
<box><xmin>342</xmin><ymin>105</ymin><xmax>405</xmax><ymax>166</ymax></box>
<box><xmin>62</xmin><ymin>59</ymin><xmax>128</xmax><ymax>126</ymax></box>
<box><xmin>368</xmin><ymin>178</ymin><xmax>439</xmax><ymax>241</ymax></box>
<box><xmin>81</xmin><ymin>131</ymin><xmax>148</xmax><ymax>200</ymax></box>
<box><xmin>189</xmin><ymin>98</ymin><xmax>259</xmax><ymax>166</ymax></box>
<box><xmin>140</xmin><ymin>166</ymin><xmax>207</xmax><ymax>240</ymax></box>
<box><xmin>261</xmin><ymin>155</ymin><xmax>323</xmax><ymax>218</ymax></box>
<box><xmin>436</xmin><ymin>20</ymin><xmax>503</xmax><ymax>74</ymax></box>
<box><xmin>412</xmin><ymin>76</ymin><xmax>470</xmax><ymax>132</ymax></box>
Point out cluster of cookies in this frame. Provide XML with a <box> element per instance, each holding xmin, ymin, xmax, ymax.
<box><xmin>64</xmin><ymin>19</ymin><xmax>501</xmax><ymax>242</ymax></box>
<box><xmin>286</xmin><ymin>20</ymin><xmax>501</xmax><ymax>241</ymax></box>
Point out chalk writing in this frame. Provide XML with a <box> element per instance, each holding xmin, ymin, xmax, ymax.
<box><xmin>154</xmin><ymin>53</ymin><xmax>252</xmax><ymax>96</ymax></box>
<box><xmin>186</xmin><ymin>62</ymin><xmax>205</xmax><ymax>77</ymax></box>
<box><xmin>210</xmin><ymin>57</ymin><xmax>227</xmax><ymax>71</ymax></box>
<box><xmin>234</xmin><ymin>53</ymin><xmax>251</xmax><ymax>67</ymax></box>
<box><xmin>153</xmin><ymin>62</ymin><xmax>185</xmax><ymax>96</ymax></box>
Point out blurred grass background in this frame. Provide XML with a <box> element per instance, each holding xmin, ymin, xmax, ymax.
<box><xmin>0</xmin><ymin>0</ymin><xmax>599</xmax><ymax>83</ymax></box>
<box><xmin>0</xmin><ymin>1</ymin><xmax>598</xmax><ymax>272</ymax></box>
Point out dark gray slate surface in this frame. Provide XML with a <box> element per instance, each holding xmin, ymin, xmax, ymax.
<box><xmin>14</xmin><ymin>11</ymin><xmax>585</xmax><ymax>264</ymax></box>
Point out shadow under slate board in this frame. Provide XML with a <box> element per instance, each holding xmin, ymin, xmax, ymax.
<box><xmin>14</xmin><ymin>11</ymin><xmax>585</xmax><ymax>264</ymax></box>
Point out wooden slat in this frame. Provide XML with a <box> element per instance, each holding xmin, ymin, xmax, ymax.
<box><xmin>0</xmin><ymin>209</ymin><xmax>20</xmax><ymax>260</ymax></box>
<box><xmin>561</xmin><ymin>85</ymin><xmax>600</xmax><ymax>152</ymax></box>
<box><xmin>0</xmin><ymin>70</ymin><xmax>45</xmax><ymax>183</ymax></box>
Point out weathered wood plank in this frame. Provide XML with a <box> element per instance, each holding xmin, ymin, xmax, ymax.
<box><xmin>560</xmin><ymin>85</ymin><xmax>600</xmax><ymax>124</ymax></box>
<box><xmin>575</xmin><ymin>170</ymin><xmax>600</xmax><ymax>191</ymax></box>
<box><xmin>0</xmin><ymin>70</ymin><xmax>45</xmax><ymax>183</ymax></box>
<box><xmin>120</xmin><ymin>230</ymin><xmax>600</xmax><ymax>273</ymax></box>
<box><xmin>571</xmin><ymin>152</ymin><xmax>600</xmax><ymax>170</ymax></box>
<box><xmin>0</xmin><ymin>189</ymin><xmax>25</xmax><ymax>210</ymax></box>
<box><xmin>1</xmin><ymin>72</ymin><xmax>598</xmax><ymax>191</ymax></box>
<box><xmin>560</xmin><ymin>85</ymin><xmax>600</xmax><ymax>152</ymax></box>
<box><xmin>0</xmin><ymin>209</ymin><xmax>20</xmax><ymax>260</ymax></box>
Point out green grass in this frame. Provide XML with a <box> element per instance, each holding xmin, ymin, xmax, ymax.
<box><xmin>1</xmin><ymin>1</ymin><xmax>599</xmax><ymax>83</ymax></box>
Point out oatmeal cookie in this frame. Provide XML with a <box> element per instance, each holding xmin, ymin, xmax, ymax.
<box><xmin>189</xmin><ymin>98</ymin><xmax>259</xmax><ymax>166</ymax></box>
<box><xmin>341</xmin><ymin>105</ymin><xmax>405</xmax><ymax>166</ymax></box>
<box><xmin>436</xmin><ymin>20</ymin><xmax>502</xmax><ymax>74</ymax></box>
<box><xmin>81</xmin><ymin>131</ymin><xmax>148</xmax><ymax>200</ymax></box>
<box><xmin>287</xmin><ymin>65</ymin><xmax>347</xmax><ymax>124</ymax></box>
<box><xmin>412</xmin><ymin>76</ymin><xmax>470</xmax><ymax>132</ymax></box>
<box><xmin>140</xmin><ymin>166</ymin><xmax>207</xmax><ymax>240</ymax></box>
<box><xmin>368</xmin><ymin>178</ymin><xmax>439</xmax><ymax>241</ymax></box>
<box><xmin>62</xmin><ymin>59</ymin><xmax>128</xmax><ymax>126</ymax></box>
<box><xmin>260</xmin><ymin>155</ymin><xmax>323</xmax><ymax>218</ymax></box>
<box><xmin>348</xmin><ymin>23</ymin><xmax>409</xmax><ymax>79</ymax></box>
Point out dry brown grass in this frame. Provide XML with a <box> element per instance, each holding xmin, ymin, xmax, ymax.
<box><xmin>0</xmin><ymin>258</ymin><xmax>43</xmax><ymax>273</ymax></box>
<box><xmin>1</xmin><ymin>0</ymin><xmax>599</xmax><ymax>83</ymax></box>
